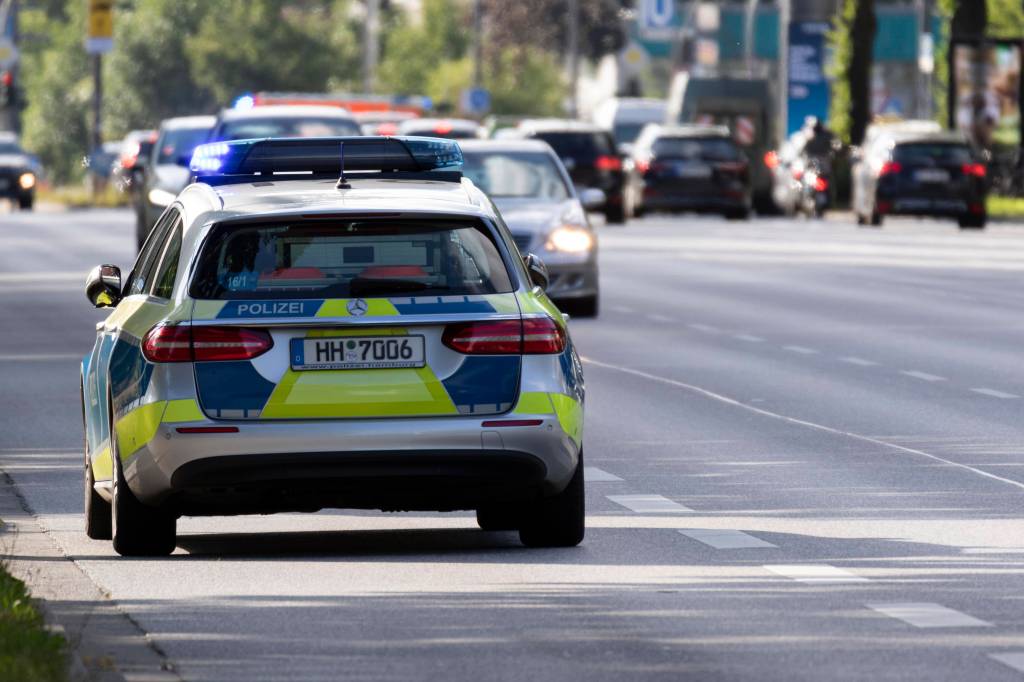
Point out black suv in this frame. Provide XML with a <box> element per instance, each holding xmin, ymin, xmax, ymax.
<box><xmin>0</xmin><ymin>132</ymin><xmax>37</xmax><ymax>211</ymax></box>
<box><xmin>515</xmin><ymin>120</ymin><xmax>627</xmax><ymax>224</ymax></box>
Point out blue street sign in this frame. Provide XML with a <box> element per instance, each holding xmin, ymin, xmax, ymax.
<box><xmin>640</xmin><ymin>0</ymin><xmax>674</xmax><ymax>31</ymax></box>
<box><xmin>461</xmin><ymin>88</ymin><xmax>490</xmax><ymax>115</ymax></box>
<box><xmin>787</xmin><ymin>21</ymin><xmax>831</xmax><ymax>136</ymax></box>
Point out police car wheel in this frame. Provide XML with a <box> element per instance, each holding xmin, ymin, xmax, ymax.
<box><xmin>17</xmin><ymin>196</ymin><xmax>33</xmax><ymax>211</ymax></box>
<box><xmin>476</xmin><ymin>506</ymin><xmax>521</xmax><ymax>531</ymax></box>
<box><xmin>518</xmin><ymin>454</ymin><xmax>585</xmax><ymax>548</ymax></box>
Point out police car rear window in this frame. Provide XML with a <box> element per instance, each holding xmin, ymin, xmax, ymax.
<box><xmin>190</xmin><ymin>219</ymin><xmax>515</xmax><ymax>300</ymax></box>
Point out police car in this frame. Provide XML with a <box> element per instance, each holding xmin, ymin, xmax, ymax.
<box><xmin>80</xmin><ymin>137</ymin><xmax>585</xmax><ymax>556</ymax></box>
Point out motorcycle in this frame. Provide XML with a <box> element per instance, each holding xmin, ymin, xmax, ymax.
<box><xmin>798</xmin><ymin>157</ymin><xmax>831</xmax><ymax>218</ymax></box>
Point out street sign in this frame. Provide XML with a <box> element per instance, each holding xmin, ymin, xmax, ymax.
<box><xmin>86</xmin><ymin>0</ymin><xmax>113</xmax><ymax>55</ymax></box>
<box><xmin>0</xmin><ymin>37</ymin><xmax>17</xmax><ymax>69</ymax></box>
<box><xmin>460</xmin><ymin>87</ymin><xmax>490</xmax><ymax>115</ymax></box>
<box><xmin>639</xmin><ymin>0</ymin><xmax>676</xmax><ymax>42</ymax></box>
<box><xmin>786</xmin><ymin>21</ymin><xmax>830</xmax><ymax>136</ymax></box>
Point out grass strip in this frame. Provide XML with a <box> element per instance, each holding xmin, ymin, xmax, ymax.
<box><xmin>987</xmin><ymin>195</ymin><xmax>1024</xmax><ymax>218</ymax></box>
<box><xmin>0</xmin><ymin>559</ymin><xmax>66</xmax><ymax>682</ymax></box>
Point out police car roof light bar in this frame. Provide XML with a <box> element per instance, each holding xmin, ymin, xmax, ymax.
<box><xmin>190</xmin><ymin>136</ymin><xmax>463</xmax><ymax>180</ymax></box>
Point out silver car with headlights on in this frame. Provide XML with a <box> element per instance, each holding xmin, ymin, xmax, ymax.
<box><xmin>80</xmin><ymin>136</ymin><xmax>585</xmax><ymax>556</ymax></box>
<box><xmin>461</xmin><ymin>139</ymin><xmax>601</xmax><ymax>317</ymax></box>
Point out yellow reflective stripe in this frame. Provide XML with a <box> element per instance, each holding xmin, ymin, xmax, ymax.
<box><xmin>513</xmin><ymin>391</ymin><xmax>555</xmax><ymax>414</ymax></box>
<box><xmin>306</xmin><ymin>327</ymin><xmax>406</xmax><ymax>338</ymax></box>
<box><xmin>91</xmin><ymin>444</ymin><xmax>113</xmax><ymax>481</ymax></box>
<box><xmin>162</xmin><ymin>398</ymin><xmax>204</xmax><ymax>423</ymax></box>
<box><xmin>317</xmin><ymin>299</ymin><xmax>399</xmax><ymax>317</ymax></box>
<box><xmin>549</xmin><ymin>393</ymin><xmax>583</xmax><ymax>445</ymax></box>
<box><xmin>114</xmin><ymin>401</ymin><xmax>166</xmax><ymax>460</ymax></box>
<box><xmin>485</xmin><ymin>293</ymin><xmax>521</xmax><ymax>314</ymax></box>
<box><xmin>192</xmin><ymin>300</ymin><xmax>227</xmax><ymax>320</ymax></box>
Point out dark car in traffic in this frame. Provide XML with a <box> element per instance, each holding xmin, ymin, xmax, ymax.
<box><xmin>0</xmin><ymin>132</ymin><xmax>37</xmax><ymax>211</ymax></box>
<box><xmin>625</xmin><ymin>124</ymin><xmax>751</xmax><ymax>220</ymax></box>
<box><xmin>852</xmin><ymin>132</ymin><xmax>987</xmax><ymax>229</ymax></box>
<box><xmin>512</xmin><ymin>120</ymin><xmax>627</xmax><ymax>224</ymax></box>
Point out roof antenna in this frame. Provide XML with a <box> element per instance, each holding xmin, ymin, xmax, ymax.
<box><xmin>336</xmin><ymin>141</ymin><xmax>350</xmax><ymax>189</ymax></box>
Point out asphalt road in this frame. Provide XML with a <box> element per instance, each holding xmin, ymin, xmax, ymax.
<box><xmin>3</xmin><ymin>206</ymin><xmax>1024</xmax><ymax>681</ymax></box>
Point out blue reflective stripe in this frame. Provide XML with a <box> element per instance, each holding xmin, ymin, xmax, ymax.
<box><xmin>194</xmin><ymin>361</ymin><xmax>277</xmax><ymax>412</ymax></box>
<box><xmin>216</xmin><ymin>300</ymin><xmax>325</xmax><ymax>319</ymax></box>
<box><xmin>392</xmin><ymin>296</ymin><xmax>495</xmax><ymax>315</ymax></box>
<box><xmin>441</xmin><ymin>356</ymin><xmax>520</xmax><ymax>409</ymax></box>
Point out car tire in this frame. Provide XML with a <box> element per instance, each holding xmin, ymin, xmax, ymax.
<box><xmin>958</xmin><ymin>215</ymin><xmax>986</xmax><ymax>229</ymax></box>
<box><xmin>82</xmin><ymin>383</ymin><xmax>111</xmax><ymax>540</ymax></box>
<box><xmin>18</xmin><ymin>196</ymin><xmax>33</xmax><ymax>211</ymax></box>
<box><xmin>109</xmin><ymin>401</ymin><xmax>176</xmax><ymax>556</ymax></box>
<box><xmin>476</xmin><ymin>506</ymin><xmax>521</xmax><ymax>531</ymax></box>
<box><xmin>604</xmin><ymin>204</ymin><xmax>626</xmax><ymax>225</ymax></box>
<box><xmin>519</xmin><ymin>453</ymin><xmax>585</xmax><ymax>548</ymax></box>
<box><xmin>560</xmin><ymin>295</ymin><xmax>599</xmax><ymax>318</ymax></box>
<box><xmin>725</xmin><ymin>208</ymin><xmax>750</xmax><ymax>221</ymax></box>
<box><xmin>856</xmin><ymin>212</ymin><xmax>866</xmax><ymax>225</ymax></box>
<box><xmin>869</xmin><ymin>211</ymin><xmax>883</xmax><ymax>227</ymax></box>
<box><xmin>632</xmin><ymin>204</ymin><xmax>645</xmax><ymax>219</ymax></box>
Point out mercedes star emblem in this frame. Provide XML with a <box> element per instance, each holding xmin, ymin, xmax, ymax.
<box><xmin>347</xmin><ymin>298</ymin><xmax>369</xmax><ymax>316</ymax></box>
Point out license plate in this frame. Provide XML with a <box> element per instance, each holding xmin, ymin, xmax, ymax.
<box><xmin>290</xmin><ymin>335</ymin><xmax>425</xmax><ymax>371</ymax></box>
<box><xmin>0</xmin><ymin>179</ymin><xmax>9</xmax><ymax>190</ymax></box>
<box><xmin>915</xmin><ymin>169</ymin><xmax>949</xmax><ymax>183</ymax></box>
<box><xmin>676</xmin><ymin>162</ymin><xmax>712</xmax><ymax>179</ymax></box>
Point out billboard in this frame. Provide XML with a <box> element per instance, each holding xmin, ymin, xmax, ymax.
<box><xmin>952</xmin><ymin>42</ymin><xmax>1021</xmax><ymax>149</ymax></box>
<box><xmin>787</xmin><ymin>21</ymin><xmax>830</xmax><ymax>136</ymax></box>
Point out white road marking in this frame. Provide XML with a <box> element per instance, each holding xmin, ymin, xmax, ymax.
<box><xmin>608</xmin><ymin>305</ymin><xmax>631</xmax><ymax>314</ymax></box>
<box><xmin>733</xmin><ymin>334</ymin><xmax>764</xmax><ymax>342</ymax></box>
<box><xmin>900</xmin><ymin>370</ymin><xmax>947</xmax><ymax>382</ymax></box>
<box><xmin>841</xmin><ymin>356</ymin><xmax>879</xmax><ymax>367</ymax></box>
<box><xmin>783</xmin><ymin>345</ymin><xmax>819</xmax><ymax>355</ymax></box>
<box><xmin>585</xmin><ymin>467</ymin><xmax>623</xmax><ymax>482</ymax></box>
<box><xmin>867</xmin><ymin>603</ymin><xmax>991</xmax><ymax>628</ymax></box>
<box><xmin>582</xmin><ymin>357</ymin><xmax>1024</xmax><ymax>492</ymax></box>
<box><xmin>607</xmin><ymin>494</ymin><xmax>693</xmax><ymax>513</ymax></box>
<box><xmin>971</xmin><ymin>388</ymin><xmax>1020</xmax><ymax>399</ymax></box>
<box><xmin>0</xmin><ymin>353</ymin><xmax>82</xmax><ymax>362</ymax></box>
<box><xmin>680</xmin><ymin>529</ymin><xmax>776</xmax><ymax>549</ymax></box>
<box><xmin>989</xmin><ymin>652</ymin><xmax>1024</xmax><ymax>673</ymax></box>
<box><xmin>646</xmin><ymin>313</ymin><xmax>674</xmax><ymax>323</ymax></box>
<box><xmin>687</xmin><ymin>323</ymin><xmax>720</xmax><ymax>333</ymax></box>
<box><xmin>0</xmin><ymin>271</ymin><xmax>83</xmax><ymax>283</ymax></box>
<box><xmin>764</xmin><ymin>564</ymin><xmax>869</xmax><ymax>583</ymax></box>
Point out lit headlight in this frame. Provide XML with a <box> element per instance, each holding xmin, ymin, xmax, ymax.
<box><xmin>148</xmin><ymin>188</ymin><xmax>176</xmax><ymax>207</ymax></box>
<box><xmin>546</xmin><ymin>226</ymin><xmax>594</xmax><ymax>253</ymax></box>
<box><xmin>18</xmin><ymin>172</ymin><xmax>35</xmax><ymax>190</ymax></box>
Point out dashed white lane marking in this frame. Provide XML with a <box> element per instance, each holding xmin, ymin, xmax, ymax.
<box><xmin>900</xmin><ymin>370</ymin><xmax>947</xmax><ymax>382</ymax></box>
<box><xmin>582</xmin><ymin>357</ymin><xmax>1024</xmax><ymax>492</ymax></box>
<box><xmin>680</xmin><ymin>529</ymin><xmax>776</xmax><ymax>549</ymax></box>
<box><xmin>764</xmin><ymin>564</ymin><xmax>870</xmax><ymax>583</ymax></box>
<box><xmin>607</xmin><ymin>494</ymin><xmax>693</xmax><ymax>513</ymax></box>
<box><xmin>646</xmin><ymin>313</ymin><xmax>674</xmax><ymax>323</ymax></box>
<box><xmin>989</xmin><ymin>652</ymin><xmax>1024</xmax><ymax>673</ymax></box>
<box><xmin>688</xmin><ymin>323</ymin><xmax>720</xmax><ymax>333</ymax></box>
<box><xmin>733</xmin><ymin>334</ymin><xmax>764</xmax><ymax>342</ymax></box>
<box><xmin>0</xmin><ymin>353</ymin><xmax>82</xmax><ymax>362</ymax></box>
<box><xmin>841</xmin><ymin>356</ymin><xmax>879</xmax><ymax>366</ymax></box>
<box><xmin>971</xmin><ymin>388</ymin><xmax>1020</xmax><ymax>399</ymax></box>
<box><xmin>783</xmin><ymin>345</ymin><xmax>819</xmax><ymax>355</ymax></box>
<box><xmin>585</xmin><ymin>467</ymin><xmax>623</xmax><ymax>482</ymax></box>
<box><xmin>867</xmin><ymin>603</ymin><xmax>991</xmax><ymax>628</ymax></box>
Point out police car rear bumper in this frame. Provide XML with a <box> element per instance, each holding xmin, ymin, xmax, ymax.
<box><xmin>126</xmin><ymin>414</ymin><xmax>579</xmax><ymax>513</ymax></box>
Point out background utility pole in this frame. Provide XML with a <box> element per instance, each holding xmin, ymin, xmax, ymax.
<box><xmin>744</xmin><ymin>0</ymin><xmax>758</xmax><ymax>75</ymax></box>
<box><xmin>362</xmin><ymin>0</ymin><xmax>379</xmax><ymax>93</ymax></box>
<box><xmin>566</xmin><ymin>0</ymin><xmax>579</xmax><ymax>118</ymax></box>
<box><xmin>778</xmin><ymin>0</ymin><xmax>790</xmax><ymax>146</ymax></box>
<box><xmin>472</xmin><ymin>0</ymin><xmax>482</xmax><ymax>89</ymax></box>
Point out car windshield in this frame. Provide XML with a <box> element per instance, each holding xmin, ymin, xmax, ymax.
<box><xmin>652</xmin><ymin>136</ymin><xmax>741</xmax><ymax>161</ymax></box>
<box><xmin>894</xmin><ymin>143</ymin><xmax>973</xmax><ymax>166</ymax></box>
<box><xmin>532</xmin><ymin>132</ymin><xmax>613</xmax><ymax>160</ymax></box>
<box><xmin>157</xmin><ymin>127</ymin><xmax>212</xmax><ymax>164</ymax></box>
<box><xmin>462</xmin><ymin>151</ymin><xmax>570</xmax><ymax>201</ymax></box>
<box><xmin>218</xmin><ymin>117</ymin><xmax>361</xmax><ymax>141</ymax></box>
<box><xmin>191</xmin><ymin>219</ymin><xmax>514</xmax><ymax>300</ymax></box>
<box><xmin>613</xmin><ymin>122</ymin><xmax>648</xmax><ymax>145</ymax></box>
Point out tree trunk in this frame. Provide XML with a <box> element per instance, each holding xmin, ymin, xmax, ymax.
<box><xmin>848</xmin><ymin>0</ymin><xmax>876</xmax><ymax>146</ymax></box>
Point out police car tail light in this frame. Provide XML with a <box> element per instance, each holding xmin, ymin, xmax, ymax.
<box><xmin>191</xmin><ymin>327</ymin><xmax>273</xmax><ymax>362</ymax></box>
<box><xmin>522</xmin><ymin>317</ymin><xmax>565</xmax><ymax>354</ymax></box>
<box><xmin>595</xmin><ymin>155</ymin><xmax>622</xmax><ymax>172</ymax></box>
<box><xmin>142</xmin><ymin>325</ymin><xmax>272</xmax><ymax>363</ymax></box>
<box><xmin>443</xmin><ymin>321</ymin><xmax>522</xmax><ymax>354</ymax></box>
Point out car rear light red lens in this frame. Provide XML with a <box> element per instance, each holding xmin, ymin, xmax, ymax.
<box><xmin>480</xmin><ymin>419</ymin><xmax>544</xmax><ymax>427</ymax></box>
<box><xmin>764</xmin><ymin>150</ymin><xmax>779</xmax><ymax>169</ymax></box>
<box><xmin>595</xmin><ymin>155</ymin><xmax>622</xmax><ymax>171</ymax></box>
<box><xmin>443</xmin><ymin>320</ymin><xmax>523</xmax><ymax>354</ymax></box>
<box><xmin>879</xmin><ymin>161</ymin><xmax>902</xmax><ymax>177</ymax></box>
<box><xmin>635</xmin><ymin>159</ymin><xmax>650</xmax><ymax>174</ymax></box>
<box><xmin>792</xmin><ymin>168</ymin><xmax>804</xmax><ymax>180</ymax></box>
<box><xmin>813</xmin><ymin>176</ymin><xmax>829</xmax><ymax>192</ymax></box>
<box><xmin>434</xmin><ymin>122</ymin><xmax>454</xmax><ymax>134</ymax></box>
<box><xmin>962</xmin><ymin>163</ymin><xmax>986</xmax><ymax>178</ymax></box>
<box><xmin>522</xmin><ymin>317</ymin><xmax>566</xmax><ymax>354</ymax></box>
<box><xmin>142</xmin><ymin>325</ymin><xmax>273</xmax><ymax>363</ymax></box>
<box><xmin>716</xmin><ymin>161</ymin><xmax>748</xmax><ymax>176</ymax></box>
<box><xmin>175</xmin><ymin>426</ymin><xmax>239</xmax><ymax>434</ymax></box>
<box><xmin>442</xmin><ymin>318</ymin><xmax>566</xmax><ymax>355</ymax></box>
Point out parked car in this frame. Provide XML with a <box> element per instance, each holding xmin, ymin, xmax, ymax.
<box><xmin>137</xmin><ymin>116</ymin><xmax>217</xmax><ymax>249</ymax></box>
<box><xmin>461</xmin><ymin>139</ymin><xmax>603</xmax><ymax>317</ymax></box>
<box><xmin>626</xmin><ymin>124</ymin><xmax>751</xmax><ymax>220</ymax></box>
<box><xmin>111</xmin><ymin>129</ymin><xmax>157</xmax><ymax>201</ymax></box>
<box><xmin>591</xmin><ymin>97</ymin><xmax>666</xmax><ymax>156</ymax></box>
<box><xmin>511</xmin><ymin>120</ymin><xmax>627</xmax><ymax>224</ymax></box>
<box><xmin>355</xmin><ymin>111</ymin><xmax>418</xmax><ymax>136</ymax></box>
<box><xmin>396</xmin><ymin>118</ymin><xmax>483</xmax><ymax>139</ymax></box>
<box><xmin>0</xmin><ymin>132</ymin><xmax>37</xmax><ymax>210</ymax></box>
<box><xmin>851</xmin><ymin>131</ymin><xmax>987</xmax><ymax>229</ymax></box>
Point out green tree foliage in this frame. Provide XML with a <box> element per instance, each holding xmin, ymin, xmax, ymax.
<box><xmin>827</xmin><ymin>0</ymin><xmax>876</xmax><ymax>145</ymax></box>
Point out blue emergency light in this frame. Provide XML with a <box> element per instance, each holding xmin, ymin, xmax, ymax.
<box><xmin>189</xmin><ymin>136</ymin><xmax>463</xmax><ymax>181</ymax></box>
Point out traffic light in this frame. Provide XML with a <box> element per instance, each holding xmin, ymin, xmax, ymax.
<box><xmin>0</xmin><ymin>71</ymin><xmax>12</xmax><ymax>108</ymax></box>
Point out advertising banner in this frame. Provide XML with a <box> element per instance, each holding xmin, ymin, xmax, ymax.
<box><xmin>786</xmin><ymin>21</ymin><xmax>830</xmax><ymax>136</ymax></box>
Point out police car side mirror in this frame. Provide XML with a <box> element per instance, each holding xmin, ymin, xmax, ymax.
<box><xmin>523</xmin><ymin>253</ymin><xmax>549</xmax><ymax>291</ymax></box>
<box><xmin>86</xmin><ymin>264</ymin><xmax>122</xmax><ymax>308</ymax></box>
<box><xmin>579</xmin><ymin>188</ymin><xmax>606</xmax><ymax>211</ymax></box>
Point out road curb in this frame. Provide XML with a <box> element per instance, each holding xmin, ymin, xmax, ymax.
<box><xmin>0</xmin><ymin>469</ymin><xmax>182</xmax><ymax>682</ymax></box>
